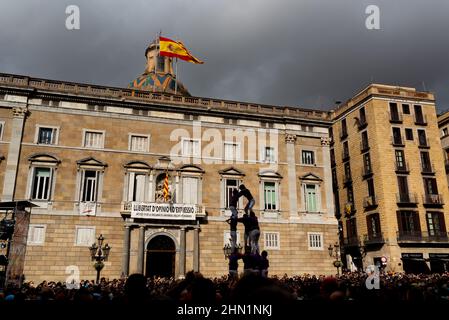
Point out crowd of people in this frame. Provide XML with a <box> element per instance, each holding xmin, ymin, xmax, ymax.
<box><xmin>2</xmin><ymin>185</ymin><xmax>449</xmax><ymax>304</ymax></box>
<box><xmin>1</xmin><ymin>271</ymin><xmax>449</xmax><ymax>303</ymax></box>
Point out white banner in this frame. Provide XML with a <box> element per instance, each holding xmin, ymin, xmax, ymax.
<box><xmin>79</xmin><ymin>202</ymin><xmax>96</xmax><ymax>216</ymax></box>
<box><xmin>130</xmin><ymin>202</ymin><xmax>199</xmax><ymax>220</ymax></box>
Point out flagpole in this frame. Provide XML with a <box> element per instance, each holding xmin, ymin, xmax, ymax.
<box><xmin>152</xmin><ymin>33</ymin><xmax>158</xmax><ymax>93</ymax></box>
<box><xmin>175</xmin><ymin>57</ymin><xmax>178</xmax><ymax>95</ymax></box>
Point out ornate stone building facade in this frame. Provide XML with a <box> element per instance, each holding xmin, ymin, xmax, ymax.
<box><xmin>0</xmin><ymin>42</ymin><xmax>338</xmax><ymax>282</ymax></box>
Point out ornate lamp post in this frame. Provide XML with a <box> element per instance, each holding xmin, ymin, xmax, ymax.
<box><xmin>88</xmin><ymin>234</ymin><xmax>111</xmax><ymax>284</ymax></box>
<box><xmin>223</xmin><ymin>243</ymin><xmax>243</xmax><ymax>259</ymax></box>
<box><xmin>328</xmin><ymin>242</ymin><xmax>342</xmax><ymax>276</ymax></box>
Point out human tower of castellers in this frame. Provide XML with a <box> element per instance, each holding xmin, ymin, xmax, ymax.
<box><xmin>225</xmin><ymin>184</ymin><xmax>269</xmax><ymax>279</ymax></box>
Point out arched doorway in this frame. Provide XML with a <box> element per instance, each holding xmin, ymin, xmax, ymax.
<box><xmin>146</xmin><ymin>235</ymin><xmax>176</xmax><ymax>278</ymax></box>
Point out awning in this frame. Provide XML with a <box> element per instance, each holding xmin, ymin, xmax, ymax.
<box><xmin>0</xmin><ymin>201</ymin><xmax>39</xmax><ymax>209</ymax></box>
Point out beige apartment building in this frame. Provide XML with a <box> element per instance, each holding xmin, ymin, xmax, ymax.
<box><xmin>331</xmin><ymin>84</ymin><xmax>449</xmax><ymax>273</ymax></box>
<box><xmin>0</xmin><ymin>41</ymin><xmax>338</xmax><ymax>282</ymax></box>
<box><xmin>438</xmin><ymin>111</ymin><xmax>449</xmax><ymax>187</ymax></box>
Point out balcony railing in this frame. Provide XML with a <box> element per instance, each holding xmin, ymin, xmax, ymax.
<box><xmin>397</xmin><ymin>231</ymin><xmax>423</xmax><ymax>242</ymax></box>
<box><xmin>363</xmin><ymin>195</ymin><xmax>378</xmax><ymax>209</ymax></box>
<box><xmin>395</xmin><ymin>162</ymin><xmax>410</xmax><ymax>173</ymax></box>
<box><xmin>363</xmin><ymin>233</ymin><xmax>385</xmax><ymax>245</ymax></box>
<box><xmin>423</xmin><ymin>194</ymin><xmax>444</xmax><ymax>206</ymax></box>
<box><xmin>397</xmin><ymin>231</ymin><xmax>449</xmax><ymax>243</ymax></box>
<box><xmin>392</xmin><ymin>136</ymin><xmax>405</xmax><ymax>147</ymax></box>
<box><xmin>342</xmin><ymin>174</ymin><xmax>352</xmax><ymax>186</ymax></box>
<box><xmin>357</xmin><ymin>118</ymin><xmax>368</xmax><ymax>130</ymax></box>
<box><xmin>360</xmin><ymin>140</ymin><xmax>370</xmax><ymax>153</ymax></box>
<box><xmin>361</xmin><ymin>166</ymin><xmax>373</xmax><ymax>178</ymax></box>
<box><xmin>396</xmin><ymin>193</ymin><xmax>418</xmax><ymax>205</ymax></box>
<box><xmin>415</xmin><ymin>114</ymin><xmax>428</xmax><ymax>126</ymax></box>
<box><xmin>418</xmin><ymin>137</ymin><xmax>430</xmax><ymax>148</ymax></box>
<box><xmin>389</xmin><ymin>112</ymin><xmax>403</xmax><ymax>123</ymax></box>
<box><xmin>421</xmin><ymin>163</ymin><xmax>435</xmax><ymax>175</ymax></box>
<box><xmin>342</xmin><ymin>236</ymin><xmax>360</xmax><ymax>247</ymax></box>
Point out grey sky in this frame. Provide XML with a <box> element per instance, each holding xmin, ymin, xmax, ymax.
<box><xmin>1</xmin><ymin>0</ymin><xmax>448</xmax><ymax>111</ymax></box>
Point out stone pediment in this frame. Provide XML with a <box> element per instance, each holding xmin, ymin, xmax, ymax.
<box><xmin>299</xmin><ymin>172</ymin><xmax>322</xmax><ymax>181</ymax></box>
<box><xmin>28</xmin><ymin>153</ymin><xmax>61</xmax><ymax>164</ymax></box>
<box><xmin>76</xmin><ymin>157</ymin><xmax>107</xmax><ymax>168</ymax></box>
<box><xmin>218</xmin><ymin>167</ymin><xmax>245</xmax><ymax>177</ymax></box>
<box><xmin>124</xmin><ymin>160</ymin><xmax>151</xmax><ymax>170</ymax></box>
<box><xmin>258</xmin><ymin>170</ymin><xmax>283</xmax><ymax>179</ymax></box>
<box><xmin>177</xmin><ymin>164</ymin><xmax>205</xmax><ymax>173</ymax></box>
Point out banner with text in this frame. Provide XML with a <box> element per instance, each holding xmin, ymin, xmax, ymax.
<box><xmin>130</xmin><ymin>203</ymin><xmax>199</xmax><ymax>220</ymax></box>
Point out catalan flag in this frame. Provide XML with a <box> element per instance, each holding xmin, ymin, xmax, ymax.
<box><xmin>163</xmin><ymin>171</ymin><xmax>170</xmax><ymax>202</ymax></box>
<box><xmin>159</xmin><ymin>36</ymin><xmax>204</xmax><ymax>64</ymax></box>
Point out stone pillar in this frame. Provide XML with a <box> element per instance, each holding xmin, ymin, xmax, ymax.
<box><xmin>179</xmin><ymin>227</ymin><xmax>186</xmax><ymax>277</ymax></box>
<box><xmin>136</xmin><ymin>226</ymin><xmax>145</xmax><ymax>274</ymax></box>
<box><xmin>2</xmin><ymin>106</ymin><xmax>28</xmax><ymax>201</ymax></box>
<box><xmin>193</xmin><ymin>227</ymin><xmax>200</xmax><ymax>272</ymax></box>
<box><xmin>285</xmin><ymin>134</ymin><xmax>298</xmax><ymax>217</ymax></box>
<box><xmin>121</xmin><ymin>226</ymin><xmax>131</xmax><ymax>276</ymax></box>
<box><xmin>321</xmin><ymin>137</ymin><xmax>334</xmax><ymax>217</ymax></box>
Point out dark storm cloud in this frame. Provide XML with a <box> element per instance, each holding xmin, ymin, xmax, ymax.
<box><xmin>1</xmin><ymin>0</ymin><xmax>449</xmax><ymax>111</ymax></box>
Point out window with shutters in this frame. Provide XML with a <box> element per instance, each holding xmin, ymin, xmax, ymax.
<box><xmin>263</xmin><ymin>147</ymin><xmax>275</xmax><ymax>163</ymax></box>
<box><xmin>308</xmin><ymin>232</ymin><xmax>323</xmax><ymax>250</ymax></box>
<box><xmin>426</xmin><ymin>212</ymin><xmax>446</xmax><ymax>236</ymax></box>
<box><xmin>128</xmin><ymin>172</ymin><xmax>147</xmax><ymax>202</ymax></box>
<box><xmin>27</xmin><ymin>225</ymin><xmax>46</xmax><ymax>245</ymax></box>
<box><xmin>224</xmin><ymin>231</ymin><xmax>241</xmax><ymax>246</ymax></box>
<box><xmin>264</xmin><ymin>232</ymin><xmax>280</xmax><ymax>250</ymax></box>
<box><xmin>31</xmin><ymin>167</ymin><xmax>53</xmax><ymax>201</ymax></box>
<box><xmin>301</xmin><ymin>150</ymin><xmax>315</xmax><ymax>165</ymax></box>
<box><xmin>36</xmin><ymin>126</ymin><xmax>58</xmax><ymax>145</ymax></box>
<box><xmin>83</xmin><ymin>130</ymin><xmax>104</xmax><ymax>148</ymax></box>
<box><xmin>182</xmin><ymin>176</ymin><xmax>199</xmax><ymax>204</ymax></box>
<box><xmin>225</xmin><ymin>179</ymin><xmax>240</xmax><ymax>209</ymax></box>
<box><xmin>263</xmin><ymin>181</ymin><xmax>277</xmax><ymax>210</ymax></box>
<box><xmin>397</xmin><ymin>211</ymin><xmax>420</xmax><ymax>233</ymax></box>
<box><xmin>305</xmin><ymin>184</ymin><xmax>318</xmax><ymax>212</ymax></box>
<box><xmin>75</xmin><ymin>226</ymin><xmax>96</xmax><ymax>246</ymax></box>
<box><xmin>224</xmin><ymin>142</ymin><xmax>240</xmax><ymax>161</ymax></box>
<box><xmin>0</xmin><ymin>121</ymin><xmax>4</xmax><ymax>140</ymax></box>
<box><xmin>367</xmin><ymin>213</ymin><xmax>381</xmax><ymax>237</ymax></box>
<box><xmin>181</xmin><ymin>138</ymin><xmax>200</xmax><ymax>157</ymax></box>
<box><xmin>81</xmin><ymin>170</ymin><xmax>99</xmax><ymax>202</ymax></box>
<box><xmin>129</xmin><ymin>134</ymin><xmax>149</xmax><ymax>152</ymax></box>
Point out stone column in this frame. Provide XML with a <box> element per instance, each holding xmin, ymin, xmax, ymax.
<box><xmin>193</xmin><ymin>227</ymin><xmax>200</xmax><ymax>272</ymax></box>
<box><xmin>285</xmin><ymin>134</ymin><xmax>298</xmax><ymax>217</ymax></box>
<box><xmin>179</xmin><ymin>227</ymin><xmax>186</xmax><ymax>277</ymax></box>
<box><xmin>136</xmin><ymin>226</ymin><xmax>145</xmax><ymax>274</ymax></box>
<box><xmin>321</xmin><ymin>137</ymin><xmax>334</xmax><ymax>217</ymax></box>
<box><xmin>2</xmin><ymin>106</ymin><xmax>28</xmax><ymax>201</ymax></box>
<box><xmin>121</xmin><ymin>226</ymin><xmax>131</xmax><ymax>276</ymax></box>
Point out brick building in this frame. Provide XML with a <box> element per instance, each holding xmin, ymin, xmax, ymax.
<box><xmin>331</xmin><ymin>84</ymin><xmax>449</xmax><ymax>273</ymax></box>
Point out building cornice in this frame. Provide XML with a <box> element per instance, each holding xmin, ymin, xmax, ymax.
<box><xmin>0</xmin><ymin>72</ymin><xmax>332</xmax><ymax>126</ymax></box>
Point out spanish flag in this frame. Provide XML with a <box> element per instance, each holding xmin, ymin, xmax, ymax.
<box><xmin>163</xmin><ymin>171</ymin><xmax>170</xmax><ymax>201</ymax></box>
<box><xmin>159</xmin><ymin>36</ymin><xmax>204</xmax><ymax>64</ymax></box>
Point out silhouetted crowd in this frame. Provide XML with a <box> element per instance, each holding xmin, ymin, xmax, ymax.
<box><xmin>1</xmin><ymin>271</ymin><xmax>449</xmax><ymax>303</ymax></box>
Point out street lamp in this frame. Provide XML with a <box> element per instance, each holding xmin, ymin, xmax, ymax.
<box><xmin>88</xmin><ymin>234</ymin><xmax>111</xmax><ymax>284</ymax></box>
<box><xmin>328</xmin><ymin>242</ymin><xmax>342</xmax><ymax>276</ymax></box>
<box><xmin>223</xmin><ymin>243</ymin><xmax>243</xmax><ymax>259</ymax></box>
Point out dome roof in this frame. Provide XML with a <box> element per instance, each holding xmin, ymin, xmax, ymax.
<box><xmin>128</xmin><ymin>72</ymin><xmax>190</xmax><ymax>96</ymax></box>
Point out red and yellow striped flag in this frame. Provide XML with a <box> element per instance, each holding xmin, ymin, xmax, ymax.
<box><xmin>159</xmin><ymin>36</ymin><xmax>204</xmax><ymax>64</ymax></box>
<box><xmin>163</xmin><ymin>171</ymin><xmax>170</xmax><ymax>201</ymax></box>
